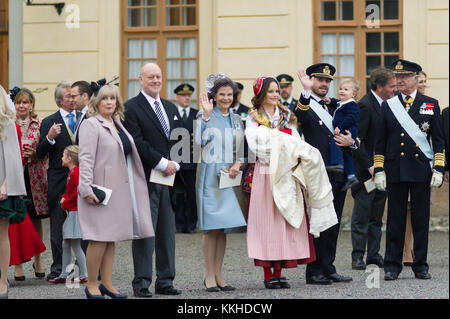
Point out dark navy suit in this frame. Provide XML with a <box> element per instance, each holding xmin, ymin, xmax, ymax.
<box><xmin>350</xmin><ymin>92</ymin><xmax>387</xmax><ymax>263</ymax></box>
<box><xmin>329</xmin><ymin>98</ymin><xmax>359</xmax><ymax>176</ymax></box>
<box><xmin>374</xmin><ymin>92</ymin><xmax>445</xmax><ymax>275</ymax></box>
<box><xmin>282</xmin><ymin>97</ymin><xmax>302</xmax><ymax>136</ymax></box>
<box><xmin>173</xmin><ymin>107</ymin><xmax>199</xmax><ymax>233</ymax></box>
<box><xmin>295</xmin><ymin>93</ymin><xmax>348</xmax><ymax>278</ymax></box>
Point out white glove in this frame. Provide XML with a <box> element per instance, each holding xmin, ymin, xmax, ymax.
<box><xmin>374</xmin><ymin>172</ymin><xmax>386</xmax><ymax>192</ymax></box>
<box><xmin>430</xmin><ymin>169</ymin><xmax>443</xmax><ymax>188</ymax></box>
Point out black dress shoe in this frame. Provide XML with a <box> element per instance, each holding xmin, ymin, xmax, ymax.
<box><xmin>306</xmin><ymin>275</ymin><xmax>332</xmax><ymax>285</ymax></box>
<box><xmin>133</xmin><ymin>288</ymin><xmax>153</xmax><ymax>298</ymax></box>
<box><xmin>46</xmin><ymin>272</ymin><xmax>60</xmax><ymax>281</ymax></box>
<box><xmin>204</xmin><ymin>280</ymin><xmax>220</xmax><ymax>292</ymax></box>
<box><xmin>264</xmin><ymin>277</ymin><xmax>281</xmax><ymax>289</ymax></box>
<box><xmin>384</xmin><ymin>272</ymin><xmax>398</xmax><ymax>281</ymax></box>
<box><xmin>414</xmin><ymin>271</ymin><xmax>431</xmax><ymax>280</ymax></box>
<box><xmin>33</xmin><ymin>264</ymin><xmax>45</xmax><ymax>278</ymax></box>
<box><xmin>352</xmin><ymin>258</ymin><xmax>366</xmax><ymax>270</ymax></box>
<box><xmin>14</xmin><ymin>275</ymin><xmax>26</xmax><ymax>282</ymax></box>
<box><xmin>217</xmin><ymin>283</ymin><xmax>236</xmax><ymax>291</ymax></box>
<box><xmin>326</xmin><ymin>273</ymin><xmax>352</xmax><ymax>283</ymax></box>
<box><xmin>366</xmin><ymin>256</ymin><xmax>384</xmax><ymax>268</ymax></box>
<box><xmin>277</xmin><ymin>277</ymin><xmax>291</xmax><ymax>289</ymax></box>
<box><xmin>155</xmin><ymin>286</ymin><xmax>182</xmax><ymax>295</ymax></box>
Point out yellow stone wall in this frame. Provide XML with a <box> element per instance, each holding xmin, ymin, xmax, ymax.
<box><xmin>403</xmin><ymin>0</ymin><xmax>449</xmax><ymax>107</ymax></box>
<box><xmin>23</xmin><ymin>0</ymin><xmax>120</xmax><ymax>118</ymax></box>
<box><xmin>199</xmin><ymin>0</ymin><xmax>313</xmax><ymax>107</ymax></box>
<box><xmin>25</xmin><ymin>0</ymin><xmax>448</xmax><ymax>114</ymax></box>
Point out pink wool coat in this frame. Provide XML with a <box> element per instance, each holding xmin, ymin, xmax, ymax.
<box><xmin>77</xmin><ymin>114</ymin><xmax>154</xmax><ymax>242</ymax></box>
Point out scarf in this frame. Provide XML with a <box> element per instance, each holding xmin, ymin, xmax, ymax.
<box><xmin>247</xmin><ymin>103</ymin><xmax>297</xmax><ymax>130</ymax></box>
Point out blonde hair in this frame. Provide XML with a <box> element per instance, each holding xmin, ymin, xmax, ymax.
<box><xmin>0</xmin><ymin>85</ymin><xmax>16</xmax><ymax>140</ymax></box>
<box><xmin>87</xmin><ymin>84</ymin><xmax>124</xmax><ymax>121</ymax></box>
<box><xmin>15</xmin><ymin>88</ymin><xmax>38</xmax><ymax>119</ymax></box>
<box><xmin>340</xmin><ymin>78</ymin><xmax>361</xmax><ymax>100</ymax></box>
<box><xmin>64</xmin><ymin>145</ymin><xmax>79</xmax><ymax>166</ymax></box>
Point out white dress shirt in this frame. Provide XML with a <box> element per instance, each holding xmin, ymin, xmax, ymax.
<box><xmin>280</xmin><ymin>96</ymin><xmax>294</xmax><ymax>107</ymax></box>
<box><xmin>46</xmin><ymin>108</ymin><xmax>77</xmax><ymax>144</ymax></box>
<box><xmin>371</xmin><ymin>90</ymin><xmax>385</xmax><ymax>106</ymax></box>
<box><xmin>81</xmin><ymin>105</ymin><xmax>89</xmax><ymax>116</ymax></box>
<box><xmin>141</xmin><ymin>90</ymin><xmax>170</xmax><ymax>132</ymax></box>
<box><xmin>177</xmin><ymin>105</ymin><xmax>191</xmax><ymax>119</ymax></box>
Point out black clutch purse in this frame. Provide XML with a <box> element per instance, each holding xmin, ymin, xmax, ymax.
<box><xmin>91</xmin><ymin>185</ymin><xmax>106</xmax><ymax>203</ymax></box>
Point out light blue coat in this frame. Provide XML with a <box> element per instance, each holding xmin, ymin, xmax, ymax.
<box><xmin>195</xmin><ymin>107</ymin><xmax>247</xmax><ymax>231</ymax></box>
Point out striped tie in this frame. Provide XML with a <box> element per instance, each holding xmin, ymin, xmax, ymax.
<box><xmin>154</xmin><ymin>100</ymin><xmax>170</xmax><ymax>137</ymax></box>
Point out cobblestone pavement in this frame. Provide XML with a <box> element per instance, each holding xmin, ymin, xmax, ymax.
<box><xmin>5</xmin><ymin>219</ymin><xmax>449</xmax><ymax>300</ymax></box>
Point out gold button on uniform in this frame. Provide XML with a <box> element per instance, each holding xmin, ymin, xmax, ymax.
<box><xmin>401</xmin><ymin>143</ymin><xmax>405</xmax><ymax>147</ymax></box>
<box><xmin>401</xmin><ymin>152</ymin><xmax>405</xmax><ymax>156</ymax></box>
<box><xmin>415</xmin><ymin>154</ymin><xmax>419</xmax><ymax>158</ymax></box>
<box><xmin>401</xmin><ymin>133</ymin><xmax>405</xmax><ymax>137</ymax></box>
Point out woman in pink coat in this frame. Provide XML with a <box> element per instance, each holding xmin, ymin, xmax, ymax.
<box><xmin>78</xmin><ymin>84</ymin><xmax>154</xmax><ymax>299</ymax></box>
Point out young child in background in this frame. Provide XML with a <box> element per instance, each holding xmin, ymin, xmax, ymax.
<box><xmin>49</xmin><ymin>145</ymin><xmax>87</xmax><ymax>284</ymax></box>
<box><xmin>328</xmin><ymin>78</ymin><xmax>360</xmax><ymax>191</ymax></box>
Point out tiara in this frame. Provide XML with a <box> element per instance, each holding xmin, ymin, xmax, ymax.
<box><xmin>205</xmin><ymin>73</ymin><xmax>229</xmax><ymax>94</ymax></box>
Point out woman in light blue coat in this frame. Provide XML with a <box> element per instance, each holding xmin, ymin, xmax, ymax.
<box><xmin>195</xmin><ymin>75</ymin><xmax>246</xmax><ymax>292</ymax></box>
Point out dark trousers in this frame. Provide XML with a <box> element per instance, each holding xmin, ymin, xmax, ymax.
<box><xmin>47</xmin><ymin>171</ymin><xmax>68</xmax><ymax>275</ymax></box>
<box><xmin>384</xmin><ymin>182</ymin><xmax>430</xmax><ymax>275</ymax></box>
<box><xmin>306</xmin><ymin>174</ymin><xmax>347</xmax><ymax>277</ymax></box>
<box><xmin>174</xmin><ymin>170</ymin><xmax>198</xmax><ymax>232</ymax></box>
<box><xmin>329</xmin><ymin>141</ymin><xmax>355</xmax><ymax>176</ymax></box>
<box><xmin>351</xmin><ymin>186</ymin><xmax>386</xmax><ymax>261</ymax></box>
<box><xmin>132</xmin><ymin>183</ymin><xmax>176</xmax><ymax>289</ymax></box>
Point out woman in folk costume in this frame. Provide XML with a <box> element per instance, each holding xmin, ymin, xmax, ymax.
<box><xmin>195</xmin><ymin>74</ymin><xmax>247</xmax><ymax>292</ymax></box>
<box><xmin>245</xmin><ymin>74</ymin><xmax>338</xmax><ymax>289</ymax></box>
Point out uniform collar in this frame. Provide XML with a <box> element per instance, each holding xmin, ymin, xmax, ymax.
<box><xmin>311</xmin><ymin>92</ymin><xmax>325</xmax><ymax>104</ymax></box>
<box><xmin>401</xmin><ymin>89</ymin><xmax>418</xmax><ymax>101</ymax></box>
<box><xmin>280</xmin><ymin>96</ymin><xmax>293</xmax><ymax>105</ymax></box>
<box><xmin>177</xmin><ymin>105</ymin><xmax>190</xmax><ymax>116</ymax></box>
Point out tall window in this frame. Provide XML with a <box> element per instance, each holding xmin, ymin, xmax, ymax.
<box><xmin>0</xmin><ymin>0</ymin><xmax>8</xmax><ymax>89</ymax></box>
<box><xmin>121</xmin><ymin>0</ymin><xmax>199</xmax><ymax>108</ymax></box>
<box><xmin>314</xmin><ymin>0</ymin><xmax>402</xmax><ymax>96</ymax></box>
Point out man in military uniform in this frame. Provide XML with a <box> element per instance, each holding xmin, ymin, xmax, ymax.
<box><xmin>295</xmin><ymin>64</ymin><xmax>354</xmax><ymax>285</ymax></box>
<box><xmin>173</xmin><ymin>83</ymin><xmax>199</xmax><ymax>233</ymax></box>
<box><xmin>230</xmin><ymin>82</ymin><xmax>250</xmax><ymax>119</ymax></box>
<box><xmin>277</xmin><ymin>74</ymin><xmax>302</xmax><ymax>136</ymax></box>
<box><xmin>373</xmin><ymin>59</ymin><xmax>445</xmax><ymax>281</ymax></box>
